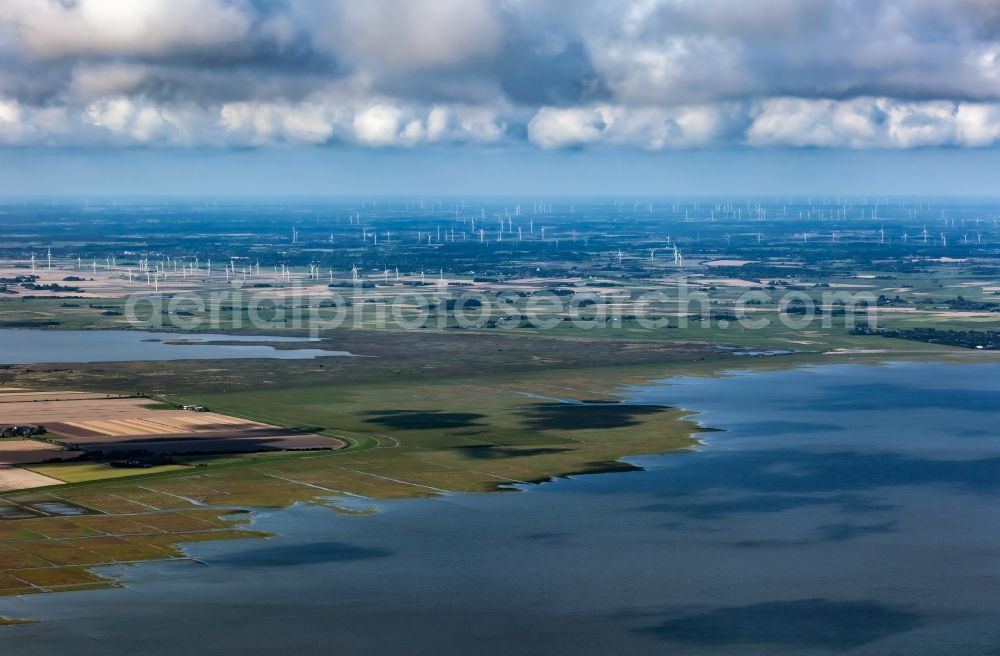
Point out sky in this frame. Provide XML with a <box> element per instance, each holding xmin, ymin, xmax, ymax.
<box><xmin>1</xmin><ymin>0</ymin><xmax>999</xmax><ymax>196</ymax></box>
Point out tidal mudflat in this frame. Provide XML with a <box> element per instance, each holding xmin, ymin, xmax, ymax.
<box><xmin>2</xmin><ymin>362</ymin><xmax>999</xmax><ymax>655</ymax></box>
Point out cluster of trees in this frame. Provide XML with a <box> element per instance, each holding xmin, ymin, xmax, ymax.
<box><xmin>1</xmin><ymin>425</ymin><xmax>47</xmax><ymax>438</ymax></box>
<box><xmin>22</xmin><ymin>282</ymin><xmax>82</xmax><ymax>292</ymax></box>
<box><xmin>945</xmin><ymin>295</ymin><xmax>999</xmax><ymax>312</ymax></box>
<box><xmin>852</xmin><ymin>324</ymin><xmax>1000</xmax><ymax>349</ymax></box>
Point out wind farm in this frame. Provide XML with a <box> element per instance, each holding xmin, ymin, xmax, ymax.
<box><xmin>3</xmin><ymin>1</ymin><xmax>1000</xmax><ymax>651</ymax></box>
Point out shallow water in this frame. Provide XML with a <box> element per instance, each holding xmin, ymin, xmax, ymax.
<box><xmin>0</xmin><ymin>329</ymin><xmax>351</xmax><ymax>364</ymax></box>
<box><xmin>2</xmin><ymin>362</ymin><xmax>999</xmax><ymax>655</ymax></box>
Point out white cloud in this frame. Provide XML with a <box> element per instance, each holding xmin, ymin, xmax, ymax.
<box><xmin>529</xmin><ymin>104</ymin><xmax>727</xmax><ymax>150</ymax></box>
<box><xmin>85</xmin><ymin>96</ymin><xmax>181</xmax><ymax>144</ymax></box>
<box><xmin>747</xmin><ymin>97</ymin><xmax>1000</xmax><ymax>149</ymax></box>
<box><xmin>353</xmin><ymin>104</ymin><xmax>405</xmax><ymax>145</ymax></box>
<box><xmin>956</xmin><ymin>103</ymin><xmax>1000</xmax><ymax>147</ymax></box>
<box><xmin>0</xmin><ymin>0</ymin><xmax>253</xmax><ymax>57</ymax></box>
<box><xmin>746</xmin><ymin>98</ymin><xmax>883</xmax><ymax>148</ymax></box>
<box><xmin>528</xmin><ymin>107</ymin><xmax>608</xmax><ymax>149</ymax></box>
<box><xmin>219</xmin><ymin>101</ymin><xmax>344</xmax><ymax>145</ymax></box>
<box><xmin>0</xmin><ymin>99</ymin><xmax>27</xmax><ymax>143</ymax></box>
<box><xmin>1</xmin><ymin>1</ymin><xmax>1000</xmax><ymax>150</ymax></box>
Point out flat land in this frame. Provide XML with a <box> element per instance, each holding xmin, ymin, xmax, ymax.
<box><xmin>2</xmin><ymin>198</ymin><xmax>1000</xmax><ymax>603</ymax></box>
<box><xmin>0</xmin><ymin>392</ymin><xmax>344</xmax><ymax>458</ymax></box>
<box><xmin>0</xmin><ymin>441</ymin><xmax>80</xmax><ymax>466</ymax></box>
<box><xmin>0</xmin><ymin>467</ymin><xmax>63</xmax><ymax>492</ymax></box>
<box><xmin>0</xmin><ymin>360</ymin><xmax>712</xmax><ymax>596</ymax></box>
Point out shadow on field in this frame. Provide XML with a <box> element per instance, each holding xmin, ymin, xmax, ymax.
<box><xmin>361</xmin><ymin>410</ymin><xmax>487</xmax><ymax>430</ymax></box>
<box><xmin>518</xmin><ymin>402</ymin><xmax>670</xmax><ymax>430</ymax></box>
<box><xmin>452</xmin><ymin>445</ymin><xmax>571</xmax><ymax>460</ymax></box>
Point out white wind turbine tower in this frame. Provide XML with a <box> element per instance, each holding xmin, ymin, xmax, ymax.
<box><xmin>649</xmin><ymin>248</ymin><xmax>657</xmax><ymax>263</ymax></box>
<box><xmin>921</xmin><ymin>227</ymin><xmax>929</xmax><ymax>244</ymax></box>
<box><xmin>617</xmin><ymin>249</ymin><xmax>623</xmax><ymax>264</ymax></box>
<box><xmin>351</xmin><ymin>265</ymin><xmax>359</xmax><ymax>282</ymax></box>
<box><xmin>47</xmin><ymin>248</ymin><xmax>52</xmax><ymax>270</ymax></box>
<box><xmin>940</xmin><ymin>233</ymin><xmax>947</xmax><ymax>247</ymax></box>
<box><xmin>879</xmin><ymin>228</ymin><xmax>885</xmax><ymax>244</ymax></box>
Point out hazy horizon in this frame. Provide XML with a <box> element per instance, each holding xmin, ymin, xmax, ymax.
<box><xmin>3</xmin><ymin>146</ymin><xmax>1000</xmax><ymax>198</ymax></box>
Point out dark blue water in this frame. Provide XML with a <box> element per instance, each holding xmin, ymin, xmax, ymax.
<box><xmin>2</xmin><ymin>362</ymin><xmax>999</xmax><ymax>655</ymax></box>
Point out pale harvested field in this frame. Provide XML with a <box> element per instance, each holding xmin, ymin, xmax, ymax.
<box><xmin>0</xmin><ymin>465</ymin><xmax>62</xmax><ymax>491</ymax></box>
<box><xmin>60</xmin><ymin>413</ymin><xmax>263</xmax><ymax>438</ymax></box>
<box><xmin>1</xmin><ymin>393</ymin><xmax>210</xmax><ymax>425</ymax></box>
<box><xmin>0</xmin><ymin>391</ymin><xmax>344</xmax><ymax>456</ymax></box>
<box><xmin>0</xmin><ymin>391</ymin><xmax>125</xmax><ymax>404</ymax></box>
